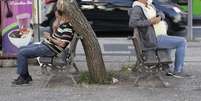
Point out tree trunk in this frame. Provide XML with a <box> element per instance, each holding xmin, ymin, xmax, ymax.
<box><xmin>61</xmin><ymin>0</ymin><xmax>107</xmax><ymax>83</ymax></box>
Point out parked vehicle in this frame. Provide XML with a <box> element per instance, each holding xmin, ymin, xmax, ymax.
<box><xmin>41</xmin><ymin>0</ymin><xmax>187</xmax><ymax>37</ymax></box>
<box><xmin>78</xmin><ymin>0</ymin><xmax>187</xmax><ymax>37</ymax></box>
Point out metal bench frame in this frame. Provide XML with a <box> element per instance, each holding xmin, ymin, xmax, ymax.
<box><xmin>131</xmin><ymin>28</ymin><xmax>172</xmax><ymax>86</ymax></box>
<box><xmin>37</xmin><ymin>33</ymin><xmax>81</xmax><ymax>86</ymax></box>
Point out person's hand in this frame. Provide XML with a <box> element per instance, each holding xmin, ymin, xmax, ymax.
<box><xmin>149</xmin><ymin>16</ymin><xmax>161</xmax><ymax>25</ymax></box>
<box><xmin>43</xmin><ymin>32</ymin><xmax>51</xmax><ymax>39</ymax></box>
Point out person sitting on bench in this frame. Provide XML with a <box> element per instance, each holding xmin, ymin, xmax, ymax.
<box><xmin>12</xmin><ymin>4</ymin><xmax>74</xmax><ymax>85</ymax></box>
<box><xmin>128</xmin><ymin>0</ymin><xmax>191</xmax><ymax>78</ymax></box>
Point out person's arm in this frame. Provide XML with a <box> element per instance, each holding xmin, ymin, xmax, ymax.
<box><xmin>49</xmin><ymin>36</ymin><xmax>67</xmax><ymax>48</ymax></box>
<box><xmin>128</xmin><ymin>7</ymin><xmax>162</xmax><ymax>28</ymax></box>
<box><xmin>43</xmin><ymin>32</ymin><xmax>67</xmax><ymax>48</ymax></box>
<box><xmin>128</xmin><ymin>7</ymin><xmax>152</xmax><ymax>28</ymax></box>
<box><xmin>156</xmin><ymin>8</ymin><xmax>165</xmax><ymax>20</ymax></box>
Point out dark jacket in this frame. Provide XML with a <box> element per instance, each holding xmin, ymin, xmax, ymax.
<box><xmin>128</xmin><ymin>6</ymin><xmax>165</xmax><ymax>50</ymax></box>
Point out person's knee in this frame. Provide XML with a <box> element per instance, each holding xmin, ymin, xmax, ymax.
<box><xmin>17</xmin><ymin>48</ymin><xmax>27</xmax><ymax>57</ymax></box>
<box><xmin>181</xmin><ymin>37</ymin><xmax>187</xmax><ymax>46</ymax></box>
<box><xmin>17</xmin><ymin>50</ymin><xmax>23</xmax><ymax>58</ymax></box>
<box><xmin>178</xmin><ymin>37</ymin><xmax>187</xmax><ymax>47</ymax></box>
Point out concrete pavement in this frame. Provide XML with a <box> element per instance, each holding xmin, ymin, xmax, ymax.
<box><xmin>75</xmin><ymin>38</ymin><xmax>201</xmax><ymax>70</ymax></box>
<box><xmin>0</xmin><ymin>40</ymin><xmax>201</xmax><ymax>101</ymax></box>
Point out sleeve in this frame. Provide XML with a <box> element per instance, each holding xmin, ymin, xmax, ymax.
<box><xmin>156</xmin><ymin>8</ymin><xmax>165</xmax><ymax>20</ymax></box>
<box><xmin>53</xmin><ymin>24</ymin><xmax>73</xmax><ymax>43</ymax></box>
<box><xmin>61</xmin><ymin>24</ymin><xmax>74</xmax><ymax>41</ymax></box>
<box><xmin>128</xmin><ymin>7</ymin><xmax>152</xmax><ymax>28</ymax></box>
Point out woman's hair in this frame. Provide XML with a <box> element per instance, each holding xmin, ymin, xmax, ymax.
<box><xmin>56</xmin><ymin>0</ymin><xmax>70</xmax><ymax>17</ymax></box>
<box><xmin>56</xmin><ymin>9</ymin><xmax>64</xmax><ymax>16</ymax></box>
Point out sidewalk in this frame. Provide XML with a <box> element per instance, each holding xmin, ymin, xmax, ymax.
<box><xmin>0</xmin><ymin>41</ymin><xmax>201</xmax><ymax>101</ymax></box>
<box><xmin>75</xmin><ymin>40</ymin><xmax>201</xmax><ymax>71</ymax></box>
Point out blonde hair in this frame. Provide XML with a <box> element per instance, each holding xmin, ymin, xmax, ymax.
<box><xmin>56</xmin><ymin>0</ymin><xmax>70</xmax><ymax>17</ymax></box>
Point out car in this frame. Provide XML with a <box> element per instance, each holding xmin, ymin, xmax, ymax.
<box><xmin>78</xmin><ymin>0</ymin><xmax>187</xmax><ymax>37</ymax></box>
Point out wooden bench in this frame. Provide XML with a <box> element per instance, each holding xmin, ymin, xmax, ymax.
<box><xmin>37</xmin><ymin>33</ymin><xmax>81</xmax><ymax>86</ymax></box>
<box><xmin>131</xmin><ymin>28</ymin><xmax>172</xmax><ymax>87</ymax></box>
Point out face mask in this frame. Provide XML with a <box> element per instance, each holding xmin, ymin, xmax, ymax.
<box><xmin>147</xmin><ymin>0</ymin><xmax>153</xmax><ymax>5</ymax></box>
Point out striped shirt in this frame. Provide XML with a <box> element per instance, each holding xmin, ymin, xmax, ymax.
<box><xmin>42</xmin><ymin>23</ymin><xmax>74</xmax><ymax>54</ymax></box>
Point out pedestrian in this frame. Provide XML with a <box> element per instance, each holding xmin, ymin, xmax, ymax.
<box><xmin>128</xmin><ymin>0</ymin><xmax>191</xmax><ymax>78</ymax></box>
<box><xmin>12</xmin><ymin>1</ymin><xmax>74</xmax><ymax>85</ymax></box>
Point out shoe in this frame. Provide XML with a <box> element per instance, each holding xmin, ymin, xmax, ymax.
<box><xmin>164</xmin><ymin>65</ymin><xmax>174</xmax><ymax>76</ymax></box>
<box><xmin>14</xmin><ymin>75</ymin><xmax>32</xmax><ymax>82</ymax></box>
<box><xmin>12</xmin><ymin>76</ymin><xmax>30</xmax><ymax>85</ymax></box>
<box><xmin>172</xmin><ymin>72</ymin><xmax>193</xmax><ymax>78</ymax></box>
<box><xmin>166</xmin><ymin>71</ymin><xmax>174</xmax><ymax>76</ymax></box>
<box><xmin>27</xmin><ymin>75</ymin><xmax>33</xmax><ymax>82</ymax></box>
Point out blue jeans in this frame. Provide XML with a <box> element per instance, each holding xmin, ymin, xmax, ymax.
<box><xmin>157</xmin><ymin>35</ymin><xmax>187</xmax><ymax>73</ymax></box>
<box><xmin>16</xmin><ymin>43</ymin><xmax>55</xmax><ymax>75</ymax></box>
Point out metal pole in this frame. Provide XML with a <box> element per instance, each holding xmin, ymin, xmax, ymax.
<box><xmin>187</xmin><ymin>0</ymin><xmax>193</xmax><ymax>41</ymax></box>
<box><xmin>33</xmin><ymin>0</ymin><xmax>41</xmax><ymax>42</ymax></box>
<box><xmin>37</xmin><ymin>0</ymin><xmax>40</xmax><ymax>42</ymax></box>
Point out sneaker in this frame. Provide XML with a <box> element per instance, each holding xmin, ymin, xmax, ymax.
<box><xmin>27</xmin><ymin>75</ymin><xmax>33</xmax><ymax>82</ymax></box>
<box><xmin>14</xmin><ymin>75</ymin><xmax>32</xmax><ymax>82</ymax></box>
<box><xmin>172</xmin><ymin>72</ymin><xmax>193</xmax><ymax>78</ymax></box>
<box><xmin>12</xmin><ymin>76</ymin><xmax>30</xmax><ymax>85</ymax></box>
<box><xmin>164</xmin><ymin>66</ymin><xmax>174</xmax><ymax>76</ymax></box>
<box><xmin>166</xmin><ymin>71</ymin><xmax>174</xmax><ymax>76</ymax></box>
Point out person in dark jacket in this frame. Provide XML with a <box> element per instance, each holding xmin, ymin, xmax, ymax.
<box><xmin>128</xmin><ymin>0</ymin><xmax>191</xmax><ymax>78</ymax></box>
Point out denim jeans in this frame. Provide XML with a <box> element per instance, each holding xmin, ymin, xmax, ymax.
<box><xmin>16</xmin><ymin>43</ymin><xmax>55</xmax><ymax>75</ymax></box>
<box><xmin>157</xmin><ymin>35</ymin><xmax>187</xmax><ymax>73</ymax></box>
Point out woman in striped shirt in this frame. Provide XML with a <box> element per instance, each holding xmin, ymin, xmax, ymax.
<box><xmin>12</xmin><ymin>4</ymin><xmax>74</xmax><ymax>85</ymax></box>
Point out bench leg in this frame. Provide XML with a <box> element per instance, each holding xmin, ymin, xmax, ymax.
<box><xmin>156</xmin><ymin>72</ymin><xmax>170</xmax><ymax>87</ymax></box>
<box><xmin>67</xmin><ymin>74</ymin><xmax>77</xmax><ymax>85</ymax></box>
<box><xmin>132</xmin><ymin>60</ymin><xmax>141</xmax><ymax>72</ymax></box>
<box><xmin>41</xmin><ymin>73</ymin><xmax>56</xmax><ymax>88</ymax></box>
<box><xmin>41</xmin><ymin>65</ymin><xmax>78</xmax><ymax>87</ymax></box>
<box><xmin>41</xmin><ymin>72</ymin><xmax>77</xmax><ymax>87</ymax></box>
<box><xmin>41</xmin><ymin>64</ymin><xmax>50</xmax><ymax>75</ymax></box>
<box><xmin>134</xmin><ymin>65</ymin><xmax>170</xmax><ymax>87</ymax></box>
<box><xmin>65</xmin><ymin>64</ymin><xmax>78</xmax><ymax>84</ymax></box>
<box><xmin>72</xmin><ymin>62</ymin><xmax>80</xmax><ymax>74</ymax></box>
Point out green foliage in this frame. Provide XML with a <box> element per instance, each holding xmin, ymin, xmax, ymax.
<box><xmin>77</xmin><ymin>64</ymin><xmax>136</xmax><ymax>84</ymax></box>
<box><xmin>77</xmin><ymin>71</ymin><xmax>118</xmax><ymax>84</ymax></box>
<box><xmin>78</xmin><ymin>72</ymin><xmax>91</xmax><ymax>84</ymax></box>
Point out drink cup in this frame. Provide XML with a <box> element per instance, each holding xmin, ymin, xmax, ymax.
<box><xmin>16</xmin><ymin>13</ymin><xmax>31</xmax><ymax>33</ymax></box>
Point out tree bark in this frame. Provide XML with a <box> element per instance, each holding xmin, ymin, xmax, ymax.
<box><xmin>61</xmin><ymin>0</ymin><xmax>107</xmax><ymax>83</ymax></box>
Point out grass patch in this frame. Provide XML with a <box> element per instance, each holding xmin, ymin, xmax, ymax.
<box><xmin>77</xmin><ymin>72</ymin><xmax>91</xmax><ymax>84</ymax></box>
<box><xmin>77</xmin><ymin>64</ymin><xmax>136</xmax><ymax>84</ymax></box>
<box><xmin>77</xmin><ymin>71</ymin><xmax>118</xmax><ymax>84</ymax></box>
